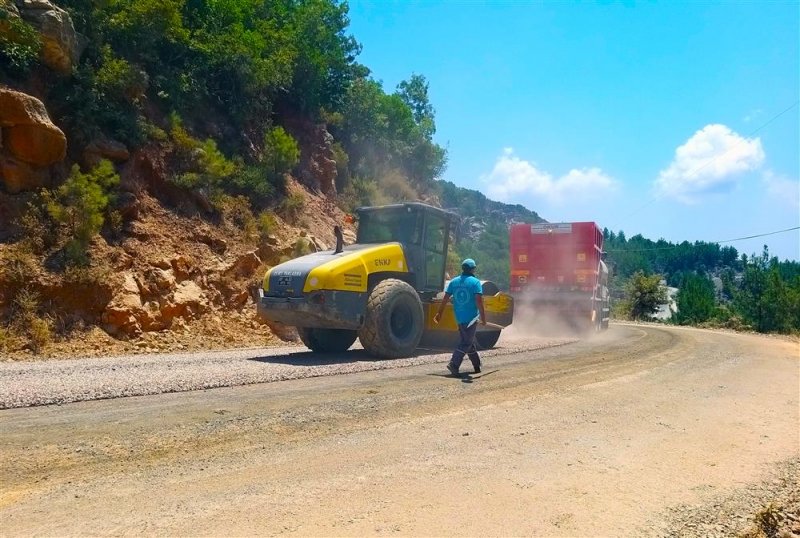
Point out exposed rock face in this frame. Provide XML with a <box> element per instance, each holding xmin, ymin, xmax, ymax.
<box><xmin>223</xmin><ymin>250</ymin><xmax>262</xmax><ymax>278</ymax></box>
<box><xmin>0</xmin><ymin>88</ymin><xmax>65</xmax><ymax>193</ymax></box>
<box><xmin>100</xmin><ymin>244</ymin><xmax>276</xmax><ymax>337</ymax></box>
<box><xmin>307</xmin><ymin>125</ymin><xmax>337</xmax><ymax>196</ymax></box>
<box><xmin>14</xmin><ymin>0</ymin><xmax>86</xmax><ymax>74</ymax></box>
<box><xmin>103</xmin><ymin>269</ymin><xmax>212</xmax><ymax>337</ymax></box>
<box><xmin>285</xmin><ymin>117</ymin><xmax>338</xmax><ymax>197</ymax></box>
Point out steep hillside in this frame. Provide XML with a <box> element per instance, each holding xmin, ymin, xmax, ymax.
<box><xmin>0</xmin><ymin>175</ymin><xmax>356</xmax><ymax>357</ymax></box>
<box><xmin>0</xmin><ymin>0</ymin><xmax>549</xmax><ymax>357</ymax></box>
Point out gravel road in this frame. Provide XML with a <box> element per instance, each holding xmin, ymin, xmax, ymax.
<box><xmin>0</xmin><ymin>337</ymin><xmax>574</xmax><ymax>408</ymax></box>
<box><xmin>1</xmin><ymin>324</ymin><xmax>797</xmax><ymax>536</ymax></box>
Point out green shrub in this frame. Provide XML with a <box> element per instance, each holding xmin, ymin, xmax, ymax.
<box><xmin>27</xmin><ymin>317</ymin><xmax>52</xmax><ymax>354</ymax></box>
<box><xmin>331</xmin><ymin>141</ymin><xmax>350</xmax><ymax>192</ymax></box>
<box><xmin>263</xmin><ymin>127</ymin><xmax>300</xmax><ymax>175</ymax></box>
<box><xmin>169</xmin><ymin>115</ymin><xmax>275</xmax><ymax>209</ymax></box>
<box><xmin>257</xmin><ymin>211</ymin><xmax>278</xmax><ymax>239</ymax></box>
<box><xmin>63</xmin><ymin>262</ymin><xmax>112</xmax><ymax>288</ymax></box>
<box><xmin>218</xmin><ymin>195</ymin><xmax>258</xmax><ymax>242</ymax></box>
<box><xmin>95</xmin><ymin>45</ymin><xmax>148</xmax><ymax>104</ymax></box>
<box><xmin>379</xmin><ymin>169</ymin><xmax>418</xmax><ymax>202</ymax></box>
<box><xmin>168</xmin><ymin>113</ymin><xmax>199</xmax><ymax>152</ymax></box>
<box><xmin>47</xmin><ymin>160</ymin><xmax>120</xmax><ymax>266</ymax></box>
<box><xmin>51</xmin><ymin>60</ymin><xmax>145</xmax><ymax>147</ymax></box>
<box><xmin>171</xmin><ymin>139</ymin><xmax>236</xmax><ymax>206</ymax></box>
<box><xmin>339</xmin><ymin>176</ymin><xmax>388</xmax><ymax>212</ymax></box>
<box><xmin>18</xmin><ymin>195</ymin><xmax>58</xmax><ymax>254</ymax></box>
<box><xmin>279</xmin><ymin>192</ymin><xmax>305</xmax><ymax>222</ymax></box>
<box><xmin>0</xmin><ymin>7</ymin><xmax>42</xmax><ymax>76</ymax></box>
<box><xmin>139</xmin><ymin>119</ymin><xmax>168</xmax><ymax>141</ymax></box>
<box><xmin>229</xmin><ymin>165</ymin><xmax>279</xmax><ymax>205</ymax></box>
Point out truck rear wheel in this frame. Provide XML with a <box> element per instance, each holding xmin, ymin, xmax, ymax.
<box><xmin>359</xmin><ymin>279</ymin><xmax>424</xmax><ymax>359</ymax></box>
<box><xmin>297</xmin><ymin>327</ymin><xmax>358</xmax><ymax>353</ymax></box>
<box><xmin>475</xmin><ymin>330</ymin><xmax>501</xmax><ymax>350</ymax></box>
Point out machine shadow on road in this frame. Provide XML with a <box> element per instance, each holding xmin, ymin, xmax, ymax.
<box><xmin>246</xmin><ymin>345</ymin><xmax>485</xmax><ymax>367</ymax></box>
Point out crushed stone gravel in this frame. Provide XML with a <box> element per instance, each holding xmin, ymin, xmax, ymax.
<box><xmin>642</xmin><ymin>458</ymin><xmax>800</xmax><ymax>538</ymax></box>
<box><xmin>0</xmin><ymin>337</ymin><xmax>574</xmax><ymax>409</ymax></box>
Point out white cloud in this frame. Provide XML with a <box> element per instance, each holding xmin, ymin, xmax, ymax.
<box><xmin>482</xmin><ymin>148</ymin><xmax>617</xmax><ymax>205</ymax></box>
<box><xmin>655</xmin><ymin>124</ymin><xmax>765</xmax><ymax>203</ymax></box>
<box><xmin>763</xmin><ymin>170</ymin><xmax>800</xmax><ymax>209</ymax></box>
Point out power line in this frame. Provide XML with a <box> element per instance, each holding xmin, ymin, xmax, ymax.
<box><xmin>604</xmin><ymin>226</ymin><xmax>800</xmax><ymax>254</ymax></box>
<box><xmin>717</xmin><ymin>226</ymin><xmax>800</xmax><ymax>244</ymax></box>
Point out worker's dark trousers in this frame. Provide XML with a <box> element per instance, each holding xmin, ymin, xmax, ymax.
<box><xmin>449</xmin><ymin>323</ymin><xmax>480</xmax><ymax>372</ymax></box>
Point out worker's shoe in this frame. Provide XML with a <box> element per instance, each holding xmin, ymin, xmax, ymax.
<box><xmin>473</xmin><ymin>366</ymin><xmax>481</xmax><ymax>374</ymax></box>
<box><xmin>446</xmin><ymin>363</ymin><xmax>459</xmax><ymax>376</ymax></box>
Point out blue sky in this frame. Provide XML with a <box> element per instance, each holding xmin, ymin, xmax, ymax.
<box><xmin>347</xmin><ymin>1</ymin><xmax>800</xmax><ymax>260</ymax></box>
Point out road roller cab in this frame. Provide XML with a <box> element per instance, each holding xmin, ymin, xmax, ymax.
<box><xmin>257</xmin><ymin>202</ymin><xmax>514</xmax><ymax>358</ymax></box>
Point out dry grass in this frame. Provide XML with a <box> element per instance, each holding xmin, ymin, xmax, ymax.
<box><xmin>740</xmin><ymin>503</ymin><xmax>783</xmax><ymax>538</ymax></box>
<box><xmin>4</xmin><ymin>288</ymin><xmax>52</xmax><ymax>354</ymax></box>
<box><xmin>27</xmin><ymin>317</ymin><xmax>52</xmax><ymax>354</ymax></box>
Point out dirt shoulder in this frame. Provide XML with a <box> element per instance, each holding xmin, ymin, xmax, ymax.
<box><xmin>1</xmin><ymin>325</ymin><xmax>798</xmax><ymax>536</ymax></box>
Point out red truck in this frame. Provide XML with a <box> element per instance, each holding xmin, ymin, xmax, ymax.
<box><xmin>509</xmin><ymin>222</ymin><xmax>610</xmax><ymax>332</ymax></box>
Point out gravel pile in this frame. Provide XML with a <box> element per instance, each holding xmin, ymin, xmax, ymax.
<box><xmin>644</xmin><ymin>458</ymin><xmax>800</xmax><ymax>538</ymax></box>
<box><xmin>0</xmin><ymin>337</ymin><xmax>574</xmax><ymax>409</ymax></box>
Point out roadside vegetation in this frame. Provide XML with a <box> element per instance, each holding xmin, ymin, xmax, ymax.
<box><xmin>606</xmin><ymin>229</ymin><xmax>800</xmax><ymax>335</ymax></box>
<box><xmin>0</xmin><ymin>0</ymin><xmax>462</xmax><ymax>352</ymax></box>
<box><xmin>1</xmin><ymin>0</ymin><xmax>796</xmax><ymax>352</ymax></box>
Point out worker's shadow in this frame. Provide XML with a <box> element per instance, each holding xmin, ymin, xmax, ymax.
<box><xmin>427</xmin><ymin>369</ymin><xmax>499</xmax><ymax>383</ymax></box>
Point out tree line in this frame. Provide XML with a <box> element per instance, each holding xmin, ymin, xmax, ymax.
<box><xmin>2</xmin><ymin>0</ymin><xmax>448</xmax><ymax>223</ymax></box>
<box><xmin>605</xmin><ymin>228</ymin><xmax>800</xmax><ymax>334</ymax></box>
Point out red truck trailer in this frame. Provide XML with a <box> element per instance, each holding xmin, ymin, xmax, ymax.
<box><xmin>509</xmin><ymin>222</ymin><xmax>609</xmax><ymax>332</ymax></box>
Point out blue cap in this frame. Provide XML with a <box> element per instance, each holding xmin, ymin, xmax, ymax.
<box><xmin>461</xmin><ymin>258</ymin><xmax>477</xmax><ymax>269</ymax></box>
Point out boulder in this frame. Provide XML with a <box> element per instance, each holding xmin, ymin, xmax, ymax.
<box><xmin>309</xmin><ymin>235</ymin><xmax>328</xmax><ymax>251</ymax></box>
<box><xmin>84</xmin><ymin>138</ymin><xmax>130</xmax><ymax>168</ymax></box>
<box><xmin>223</xmin><ymin>250</ymin><xmax>262</xmax><ymax>278</ymax></box>
<box><xmin>0</xmin><ymin>87</ymin><xmax>55</xmax><ymax>127</ymax></box>
<box><xmin>230</xmin><ymin>290</ymin><xmax>250</xmax><ymax>308</ymax></box>
<box><xmin>5</xmin><ymin>123</ymin><xmax>66</xmax><ymax>165</ymax></box>
<box><xmin>115</xmin><ymin>191</ymin><xmax>140</xmax><ymax>221</ymax></box>
<box><xmin>161</xmin><ymin>281</ymin><xmax>208</xmax><ymax>322</ymax></box>
<box><xmin>102</xmin><ymin>273</ymin><xmax>210</xmax><ymax>335</ymax></box>
<box><xmin>101</xmin><ymin>274</ymin><xmax>145</xmax><ymax>336</ymax></box>
<box><xmin>0</xmin><ymin>89</ymin><xmax>66</xmax><ymax>193</ymax></box>
<box><xmin>0</xmin><ymin>153</ymin><xmax>50</xmax><ymax>193</ymax></box>
<box><xmin>147</xmin><ymin>267</ymin><xmax>176</xmax><ymax>293</ymax></box>
<box><xmin>170</xmin><ymin>255</ymin><xmax>195</xmax><ymax>281</ymax></box>
<box><xmin>196</xmin><ymin>231</ymin><xmax>228</xmax><ymax>254</ymax></box>
<box><xmin>15</xmin><ymin>0</ymin><xmax>86</xmax><ymax>74</ymax></box>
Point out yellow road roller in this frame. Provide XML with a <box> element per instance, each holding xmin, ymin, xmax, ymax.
<box><xmin>256</xmin><ymin>202</ymin><xmax>514</xmax><ymax>358</ymax></box>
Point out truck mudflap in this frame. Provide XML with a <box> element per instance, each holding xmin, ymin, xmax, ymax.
<box><xmin>256</xmin><ymin>288</ymin><xmax>366</xmax><ymax>330</ymax></box>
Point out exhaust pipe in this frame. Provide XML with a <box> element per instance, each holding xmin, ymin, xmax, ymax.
<box><xmin>334</xmin><ymin>225</ymin><xmax>344</xmax><ymax>254</ymax></box>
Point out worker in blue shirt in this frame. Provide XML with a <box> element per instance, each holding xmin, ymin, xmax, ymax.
<box><xmin>433</xmin><ymin>258</ymin><xmax>486</xmax><ymax>375</ymax></box>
